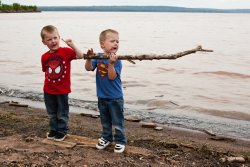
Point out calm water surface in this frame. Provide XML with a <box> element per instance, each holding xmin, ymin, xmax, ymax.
<box><xmin>0</xmin><ymin>12</ymin><xmax>250</xmax><ymax>139</ymax></box>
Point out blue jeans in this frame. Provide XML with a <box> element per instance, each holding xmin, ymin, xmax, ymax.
<box><xmin>44</xmin><ymin>92</ymin><xmax>69</xmax><ymax>134</ymax></box>
<box><xmin>98</xmin><ymin>97</ymin><xmax>126</xmax><ymax>145</ymax></box>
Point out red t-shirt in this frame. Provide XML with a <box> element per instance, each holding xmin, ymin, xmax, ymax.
<box><xmin>41</xmin><ymin>47</ymin><xmax>76</xmax><ymax>94</ymax></box>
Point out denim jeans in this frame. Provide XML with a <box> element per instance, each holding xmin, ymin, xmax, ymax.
<box><xmin>98</xmin><ymin>97</ymin><xmax>126</xmax><ymax>145</ymax></box>
<box><xmin>44</xmin><ymin>92</ymin><xmax>69</xmax><ymax>134</ymax></box>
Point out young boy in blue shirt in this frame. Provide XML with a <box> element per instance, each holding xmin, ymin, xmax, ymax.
<box><xmin>85</xmin><ymin>29</ymin><xmax>126</xmax><ymax>153</ymax></box>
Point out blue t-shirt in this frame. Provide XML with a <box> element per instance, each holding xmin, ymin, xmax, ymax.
<box><xmin>92</xmin><ymin>57</ymin><xmax>123</xmax><ymax>99</ymax></box>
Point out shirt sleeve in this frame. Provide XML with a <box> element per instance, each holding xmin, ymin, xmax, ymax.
<box><xmin>65</xmin><ymin>47</ymin><xmax>76</xmax><ymax>61</ymax></box>
<box><xmin>115</xmin><ymin>60</ymin><xmax>122</xmax><ymax>76</ymax></box>
<box><xmin>41</xmin><ymin>53</ymin><xmax>46</xmax><ymax>72</ymax></box>
<box><xmin>92</xmin><ymin>59</ymin><xmax>97</xmax><ymax>71</ymax></box>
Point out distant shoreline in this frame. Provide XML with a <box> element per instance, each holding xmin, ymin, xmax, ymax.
<box><xmin>0</xmin><ymin>11</ymin><xmax>41</xmax><ymax>13</ymax></box>
<box><xmin>37</xmin><ymin>6</ymin><xmax>250</xmax><ymax>13</ymax></box>
<box><xmin>0</xmin><ymin>1</ymin><xmax>39</xmax><ymax>13</ymax></box>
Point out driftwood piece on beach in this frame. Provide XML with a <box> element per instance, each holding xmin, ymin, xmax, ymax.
<box><xmin>79</xmin><ymin>112</ymin><xmax>99</xmax><ymax>118</ymax></box>
<box><xmin>202</xmin><ymin>129</ymin><xmax>216</xmax><ymax>136</ymax></box>
<box><xmin>125</xmin><ymin>116</ymin><xmax>141</xmax><ymax>122</ymax></box>
<box><xmin>8</xmin><ymin>101</ymin><xmax>28</xmax><ymax>107</ymax></box>
<box><xmin>42</xmin><ymin>134</ymin><xmax>152</xmax><ymax>156</ymax></box>
<box><xmin>154</xmin><ymin>126</ymin><xmax>163</xmax><ymax>131</ymax></box>
<box><xmin>42</xmin><ymin>138</ymin><xmax>77</xmax><ymax>148</ymax></box>
<box><xmin>220</xmin><ymin>156</ymin><xmax>245</xmax><ymax>163</ymax></box>
<box><xmin>83</xmin><ymin>45</ymin><xmax>213</xmax><ymax>64</ymax></box>
<box><xmin>140</xmin><ymin>122</ymin><xmax>157</xmax><ymax>128</ymax></box>
<box><xmin>209</xmin><ymin>136</ymin><xmax>236</xmax><ymax>142</ymax></box>
<box><xmin>0</xmin><ymin>100</ymin><xmax>28</xmax><ymax>107</ymax></box>
<box><xmin>0</xmin><ymin>101</ymin><xmax>10</xmax><ymax>104</ymax></box>
<box><xmin>202</xmin><ymin>129</ymin><xmax>236</xmax><ymax>142</ymax></box>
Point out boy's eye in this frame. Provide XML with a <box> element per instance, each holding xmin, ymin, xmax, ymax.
<box><xmin>111</xmin><ymin>40</ymin><xmax>119</xmax><ymax>43</ymax></box>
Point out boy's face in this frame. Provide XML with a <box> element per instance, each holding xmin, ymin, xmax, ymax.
<box><xmin>42</xmin><ymin>30</ymin><xmax>60</xmax><ymax>53</ymax></box>
<box><xmin>101</xmin><ymin>32</ymin><xmax>119</xmax><ymax>54</ymax></box>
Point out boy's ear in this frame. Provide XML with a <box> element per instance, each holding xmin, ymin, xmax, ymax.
<box><xmin>42</xmin><ymin>40</ymin><xmax>46</xmax><ymax>45</ymax></box>
<box><xmin>100</xmin><ymin>41</ymin><xmax>104</xmax><ymax>49</ymax></box>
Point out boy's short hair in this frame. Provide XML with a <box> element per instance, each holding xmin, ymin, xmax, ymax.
<box><xmin>40</xmin><ymin>25</ymin><xmax>58</xmax><ymax>39</ymax></box>
<box><xmin>99</xmin><ymin>29</ymin><xmax>119</xmax><ymax>44</ymax></box>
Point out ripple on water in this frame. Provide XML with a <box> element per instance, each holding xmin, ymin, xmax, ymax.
<box><xmin>194</xmin><ymin>71</ymin><xmax>250</xmax><ymax>79</ymax></box>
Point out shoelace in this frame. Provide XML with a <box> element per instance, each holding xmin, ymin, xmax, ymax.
<box><xmin>115</xmin><ymin>144</ymin><xmax>123</xmax><ymax>149</ymax></box>
<box><xmin>99</xmin><ymin>138</ymin><xmax>107</xmax><ymax>145</ymax></box>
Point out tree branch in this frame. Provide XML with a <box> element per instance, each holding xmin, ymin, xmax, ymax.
<box><xmin>83</xmin><ymin>45</ymin><xmax>213</xmax><ymax>64</ymax></box>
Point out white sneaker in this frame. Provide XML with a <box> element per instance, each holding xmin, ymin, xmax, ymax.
<box><xmin>96</xmin><ymin>137</ymin><xmax>110</xmax><ymax>150</ymax></box>
<box><xmin>114</xmin><ymin>144</ymin><xmax>125</xmax><ymax>153</ymax></box>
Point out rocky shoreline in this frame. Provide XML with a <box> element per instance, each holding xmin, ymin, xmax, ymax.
<box><xmin>0</xmin><ymin>101</ymin><xmax>249</xmax><ymax>166</ymax></box>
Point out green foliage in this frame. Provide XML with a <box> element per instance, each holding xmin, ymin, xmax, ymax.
<box><xmin>13</xmin><ymin>3</ymin><xmax>21</xmax><ymax>11</ymax></box>
<box><xmin>0</xmin><ymin>1</ymin><xmax>38</xmax><ymax>12</ymax></box>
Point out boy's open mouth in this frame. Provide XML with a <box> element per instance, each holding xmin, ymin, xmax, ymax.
<box><xmin>52</xmin><ymin>44</ymin><xmax>58</xmax><ymax>47</ymax></box>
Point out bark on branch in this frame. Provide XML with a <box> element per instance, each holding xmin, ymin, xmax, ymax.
<box><xmin>83</xmin><ymin>45</ymin><xmax>213</xmax><ymax>64</ymax></box>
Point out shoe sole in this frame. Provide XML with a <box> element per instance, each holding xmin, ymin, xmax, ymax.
<box><xmin>47</xmin><ymin>136</ymin><xmax>55</xmax><ymax>140</ymax></box>
<box><xmin>114</xmin><ymin>149</ymin><xmax>125</xmax><ymax>153</ymax></box>
<box><xmin>46</xmin><ymin>132</ymin><xmax>55</xmax><ymax>140</ymax></box>
<box><xmin>114</xmin><ymin>145</ymin><xmax>125</xmax><ymax>153</ymax></box>
<box><xmin>96</xmin><ymin>143</ymin><xmax>110</xmax><ymax>150</ymax></box>
<box><xmin>54</xmin><ymin>135</ymin><xmax>66</xmax><ymax>142</ymax></box>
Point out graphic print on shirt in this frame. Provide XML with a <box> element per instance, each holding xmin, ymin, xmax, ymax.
<box><xmin>45</xmin><ymin>55</ymin><xmax>66</xmax><ymax>83</ymax></box>
<box><xmin>97</xmin><ymin>62</ymin><xmax>108</xmax><ymax>78</ymax></box>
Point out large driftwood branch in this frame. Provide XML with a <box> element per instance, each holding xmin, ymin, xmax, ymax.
<box><xmin>83</xmin><ymin>45</ymin><xmax>213</xmax><ymax>64</ymax></box>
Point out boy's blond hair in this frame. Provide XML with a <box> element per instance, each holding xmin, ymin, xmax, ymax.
<box><xmin>40</xmin><ymin>25</ymin><xmax>59</xmax><ymax>40</ymax></box>
<box><xmin>99</xmin><ymin>29</ymin><xmax>118</xmax><ymax>44</ymax></box>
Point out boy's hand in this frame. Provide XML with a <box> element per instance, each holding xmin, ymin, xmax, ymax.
<box><xmin>87</xmin><ymin>48</ymin><xmax>95</xmax><ymax>57</ymax></box>
<box><xmin>62</xmin><ymin>38</ymin><xmax>75</xmax><ymax>48</ymax></box>
<box><xmin>108</xmin><ymin>53</ymin><xmax>118</xmax><ymax>65</ymax></box>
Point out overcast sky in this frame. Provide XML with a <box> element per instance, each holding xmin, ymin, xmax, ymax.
<box><xmin>2</xmin><ymin>0</ymin><xmax>250</xmax><ymax>9</ymax></box>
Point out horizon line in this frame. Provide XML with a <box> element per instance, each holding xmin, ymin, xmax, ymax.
<box><xmin>37</xmin><ymin>5</ymin><xmax>250</xmax><ymax>10</ymax></box>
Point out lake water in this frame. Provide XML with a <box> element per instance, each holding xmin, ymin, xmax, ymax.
<box><xmin>0</xmin><ymin>12</ymin><xmax>249</xmax><ymax>140</ymax></box>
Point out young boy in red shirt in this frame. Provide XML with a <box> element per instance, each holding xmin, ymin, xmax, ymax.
<box><xmin>41</xmin><ymin>25</ymin><xmax>83</xmax><ymax>141</ymax></box>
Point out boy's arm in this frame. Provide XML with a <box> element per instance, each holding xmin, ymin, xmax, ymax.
<box><xmin>63</xmin><ymin>39</ymin><xmax>84</xmax><ymax>59</ymax></box>
<box><xmin>85</xmin><ymin>59</ymin><xmax>93</xmax><ymax>71</ymax></box>
<box><xmin>108</xmin><ymin>53</ymin><xmax>118</xmax><ymax>80</ymax></box>
<box><xmin>85</xmin><ymin>48</ymin><xmax>94</xmax><ymax>71</ymax></box>
<box><xmin>41</xmin><ymin>57</ymin><xmax>45</xmax><ymax>72</ymax></box>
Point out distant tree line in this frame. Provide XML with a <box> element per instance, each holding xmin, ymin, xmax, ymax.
<box><xmin>0</xmin><ymin>0</ymin><xmax>38</xmax><ymax>12</ymax></box>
